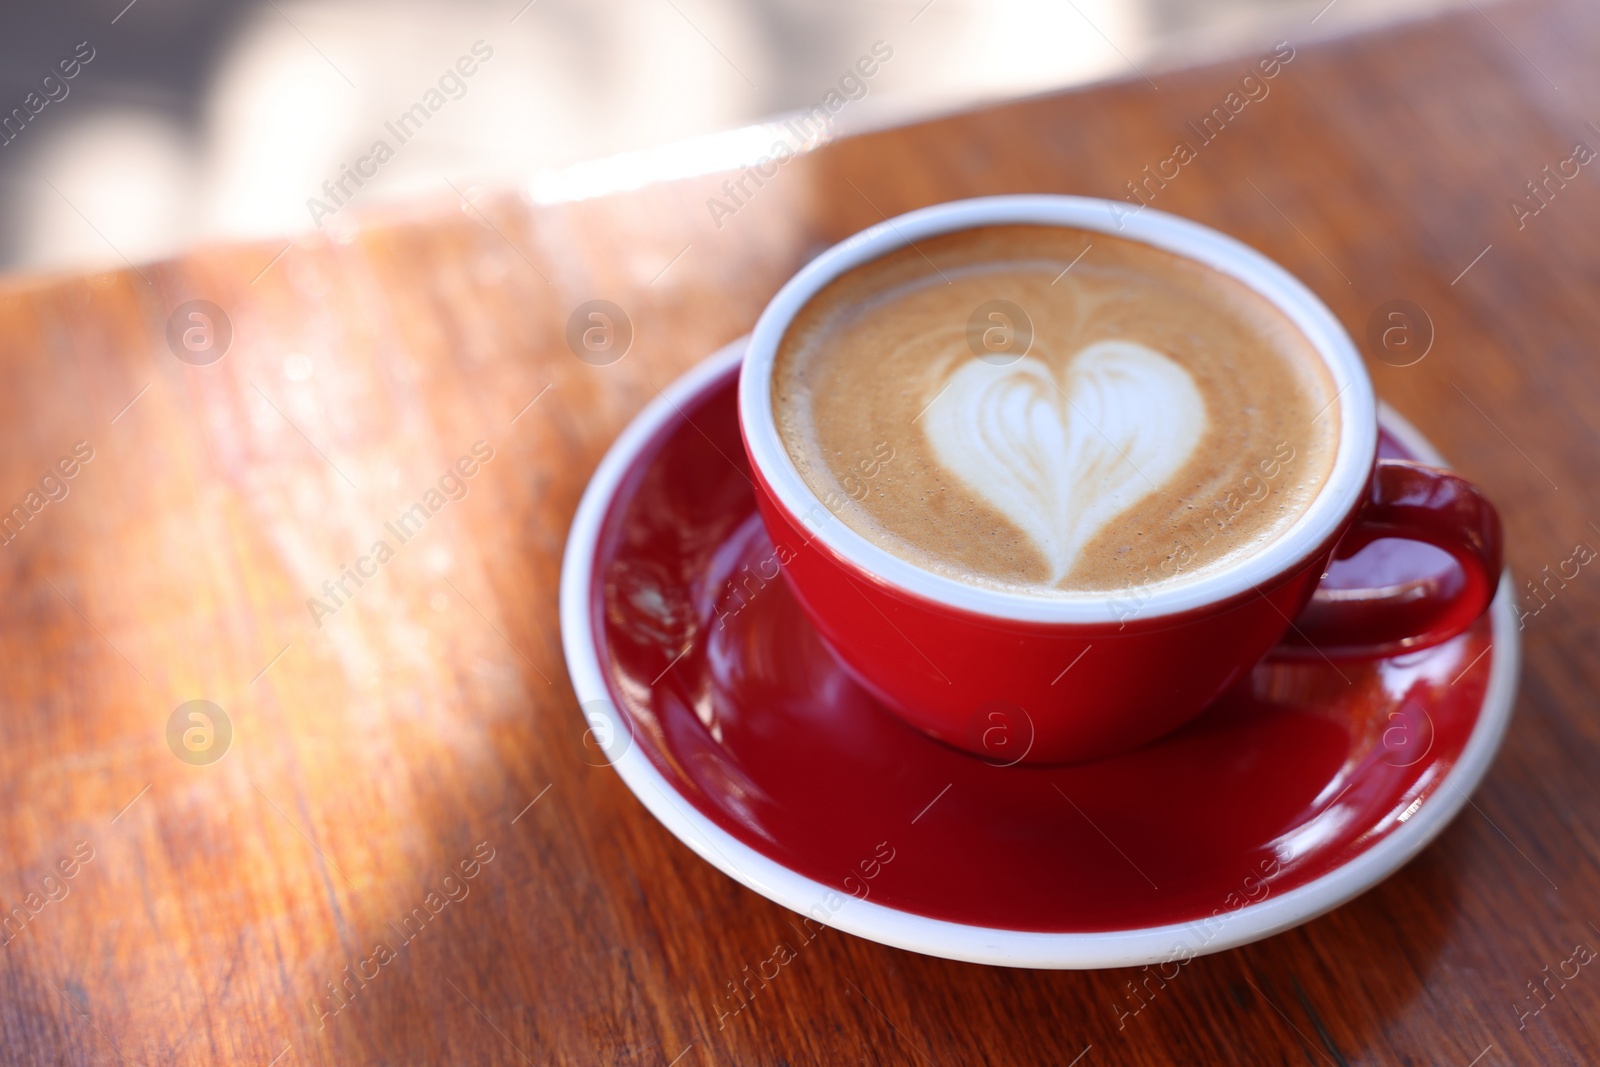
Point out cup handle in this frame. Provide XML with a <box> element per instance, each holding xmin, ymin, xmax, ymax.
<box><xmin>1275</xmin><ymin>459</ymin><xmax>1503</xmax><ymax>660</ymax></box>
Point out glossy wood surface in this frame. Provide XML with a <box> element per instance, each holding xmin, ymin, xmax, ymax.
<box><xmin>3</xmin><ymin>0</ymin><xmax>1599</xmax><ymax>1062</ymax></box>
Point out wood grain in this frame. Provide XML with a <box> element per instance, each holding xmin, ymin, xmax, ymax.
<box><xmin>3</xmin><ymin>0</ymin><xmax>1599</xmax><ymax>1062</ymax></box>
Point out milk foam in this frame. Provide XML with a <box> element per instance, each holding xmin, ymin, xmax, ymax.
<box><xmin>922</xmin><ymin>342</ymin><xmax>1206</xmax><ymax>584</ymax></box>
<box><xmin>771</xmin><ymin>224</ymin><xmax>1339</xmax><ymax>596</ymax></box>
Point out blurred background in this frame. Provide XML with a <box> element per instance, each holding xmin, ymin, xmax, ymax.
<box><xmin>1</xmin><ymin>0</ymin><xmax>1461</xmax><ymax>276</ymax></box>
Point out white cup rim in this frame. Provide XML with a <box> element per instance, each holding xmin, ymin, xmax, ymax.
<box><xmin>738</xmin><ymin>195</ymin><xmax>1377</xmax><ymax>626</ymax></box>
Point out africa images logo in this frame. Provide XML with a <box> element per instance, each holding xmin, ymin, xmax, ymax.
<box><xmin>306</xmin><ymin>41</ymin><xmax>495</xmax><ymax>228</ymax></box>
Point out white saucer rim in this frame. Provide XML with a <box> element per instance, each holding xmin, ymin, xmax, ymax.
<box><xmin>557</xmin><ymin>338</ymin><xmax>1521</xmax><ymax>970</ymax></box>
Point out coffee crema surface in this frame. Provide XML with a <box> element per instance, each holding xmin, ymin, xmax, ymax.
<box><xmin>771</xmin><ymin>225</ymin><xmax>1341</xmax><ymax>597</ymax></box>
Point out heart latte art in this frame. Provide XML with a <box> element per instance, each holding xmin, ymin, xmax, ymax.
<box><xmin>771</xmin><ymin>224</ymin><xmax>1340</xmax><ymax>596</ymax></box>
<box><xmin>922</xmin><ymin>343</ymin><xmax>1206</xmax><ymax>585</ymax></box>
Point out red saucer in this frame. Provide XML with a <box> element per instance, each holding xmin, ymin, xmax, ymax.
<box><xmin>560</xmin><ymin>340</ymin><xmax>1518</xmax><ymax>968</ymax></box>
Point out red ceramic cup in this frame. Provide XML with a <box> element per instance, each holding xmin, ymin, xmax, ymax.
<box><xmin>738</xmin><ymin>196</ymin><xmax>1501</xmax><ymax>764</ymax></box>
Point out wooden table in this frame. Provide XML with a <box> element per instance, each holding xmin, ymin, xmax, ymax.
<box><xmin>4</xmin><ymin>0</ymin><xmax>1598</xmax><ymax>1061</ymax></box>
